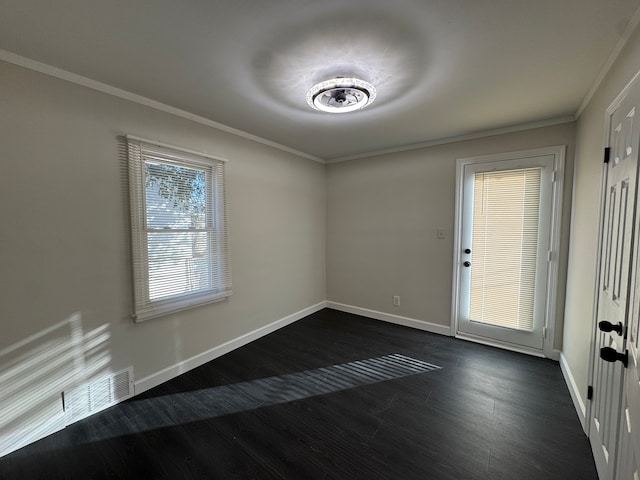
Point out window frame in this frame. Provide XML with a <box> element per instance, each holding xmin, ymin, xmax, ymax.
<box><xmin>127</xmin><ymin>135</ymin><xmax>231</xmax><ymax>322</ymax></box>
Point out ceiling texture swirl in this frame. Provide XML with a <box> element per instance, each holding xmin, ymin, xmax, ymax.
<box><xmin>1</xmin><ymin>0</ymin><xmax>639</xmax><ymax>160</ymax></box>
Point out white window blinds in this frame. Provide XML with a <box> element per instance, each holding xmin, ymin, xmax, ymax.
<box><xmin>469</xmin><ymin>168</ymin><xmax>541</xmax><ymax>331</ymax></box>
<box><xmin>127</xmin><ymin>136</ymin><xmax>232</xmax><ymax>322</ymax></box>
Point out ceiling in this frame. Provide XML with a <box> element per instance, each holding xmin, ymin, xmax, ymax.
<box><xmin>1</xmin><ymin>0</ymin><xmax>639</xmax><ymax>161</ymax></box>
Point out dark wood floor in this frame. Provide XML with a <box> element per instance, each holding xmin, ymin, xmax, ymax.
<box><xmin>0</xmin><ymin>309</ymin><xmax>597</xmax><ymax>479</ymax></box>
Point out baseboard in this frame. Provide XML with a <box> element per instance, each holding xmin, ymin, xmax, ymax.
<box><xmin>134</xmin><ymin>301</ymin><xmax>327</xmax><ymax>395</ymax></box>
<box><xmin>326</xmin><ymin>301</ymin><xmax>452</xmax><ymax>336</ymax></box>
<box><xmin>560</xmin><ymin>353</ymin><xmax>587</xmax><ymax>433</ymax></box>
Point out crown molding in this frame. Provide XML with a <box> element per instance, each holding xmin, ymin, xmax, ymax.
<box><xmin>326</xmin><ymin>116</ymin><xmax>576</xmax><ymax>164</ymax></box>
<box><xmin>575</xmin><ymin>5</ymin><xmax>640</xmax><ymax>119</ymax></box>
<box><xmin>0</xmin><ymin>49</ymin><xmax>325</xmax><ymax>164</ymax></box>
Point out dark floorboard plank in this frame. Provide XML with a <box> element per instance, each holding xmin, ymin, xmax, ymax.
<box><xmin>0</xmin><ymin>309</ymin><xmax>597</xmax><ymax>479</ymax></box>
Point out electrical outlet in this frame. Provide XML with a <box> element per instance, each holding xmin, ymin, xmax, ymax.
<box><xmin>393</xmin><ymin>295</ymin><xmax>400</xmax><ymax>306</ymax></box>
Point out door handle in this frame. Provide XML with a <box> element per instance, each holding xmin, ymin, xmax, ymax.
<box><xmin>463</xmin><ymin>261</ymin><xmax>471</xmax><ymax>267</ymax></box>
<box><xmin>600</xmin><ymin>347</ymin><xmax>628</xmax><ymax>367</ymax></box>
<box><xmin>599</xmin><ymin>321</ymin><xmax>624</xmax><ymax>336</ymax></box>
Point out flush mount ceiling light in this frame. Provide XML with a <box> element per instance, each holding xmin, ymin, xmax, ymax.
<box><xmin>306</xmin><ymin>77</ymin><xmax>376</xmax><ymax>113</ymax></box>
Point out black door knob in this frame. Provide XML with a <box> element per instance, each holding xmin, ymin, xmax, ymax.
<box><xmin>599</xmin><ymin>321</ymin><xmax>624</xmax><ymax>335</ymax></box>
<box><xmin>463</xmin><ymin>261</ymin><xmax>471</xmax><ymax>267</ymax></box>
<box><xmin>600</xmin><ymin>347</ymin><xmax>628</xmax><ymax>367</ymax></box>
<box><xmin>464</xmin><ymin>248</ymin><xmax>471</xmax><ymax>254</ymax></box>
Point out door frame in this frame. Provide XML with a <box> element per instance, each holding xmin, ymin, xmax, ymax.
<box><xmin>586</xmin><ymin>68</ymin><xmax>640</xmax><ymax>440</ymax></box>
<box><xmin>451</xmin><ymin>145</ymin><xmax>566</xmax><ymax>359</ymax></box>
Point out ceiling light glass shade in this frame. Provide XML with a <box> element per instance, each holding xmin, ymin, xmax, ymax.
<box><xmin>306</xmin><ymin>77</ymin><xmax>376</xmax><ymax>113</ymax></box>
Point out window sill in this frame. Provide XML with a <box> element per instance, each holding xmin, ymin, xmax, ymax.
<box><xmin>132</xmin><ymin>290</ymin><xmax>233</xmax><ymax>323</ymax></box>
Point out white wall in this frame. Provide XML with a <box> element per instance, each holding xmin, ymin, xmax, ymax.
<box><xmin>326</xmin><ymin>123</ymin><xmax>576</xmax><ymax>347</ymax></box>
<box><xmin>6</xmin><ymin>19</ymin><xmax>639</xmax><ymax>456</ymax></box>
<box><xmin>0</xmin><ymin>60</ymin><xmax>326</xmax><ymax>455</ymax></box>
<box><xmin>564</xmin><ymin>25</ymin><xmax>640</xmax><ymax>410</ymax></box>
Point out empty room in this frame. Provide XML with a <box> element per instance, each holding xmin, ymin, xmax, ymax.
<box><xmin>3</xmin><ymin>1</ymin><xmax>640</xmax><ymax>479</ymax></box>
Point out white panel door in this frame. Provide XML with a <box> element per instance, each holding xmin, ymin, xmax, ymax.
<box><xmin>619</xmin><ymin>234</ymin><xmax>640</xmax><ymax>478</ymax></box>
<box><xmin>614</xmin><ymin>78</ymin><xmax>640</xmax><ymax>480</ymax></box>
<box><xmin>590</xmin><ymin>77</ymin><xmax>640</xmax><ymax>480</ymax></box>
<box><xmin>618</xmin><ymin>290</ymin><xmax>640</xmax><ymax>479</ymax></box>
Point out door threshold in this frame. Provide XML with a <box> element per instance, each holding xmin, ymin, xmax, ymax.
<box><xmin>455</xmin><ymin>332</ymin><xmax>546</xmax><ymax>358</ymax></box>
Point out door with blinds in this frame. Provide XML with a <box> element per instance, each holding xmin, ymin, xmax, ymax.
<box><xmin>455</xmin><ymin>152</ymin><xmax>556</xmax><ymax>351</ymax></box>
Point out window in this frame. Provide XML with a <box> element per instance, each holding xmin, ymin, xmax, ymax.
<box><xmin>127</xmin><ymin>136</ymin><xmax>231</xmax><ymax>322</ymax></box>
